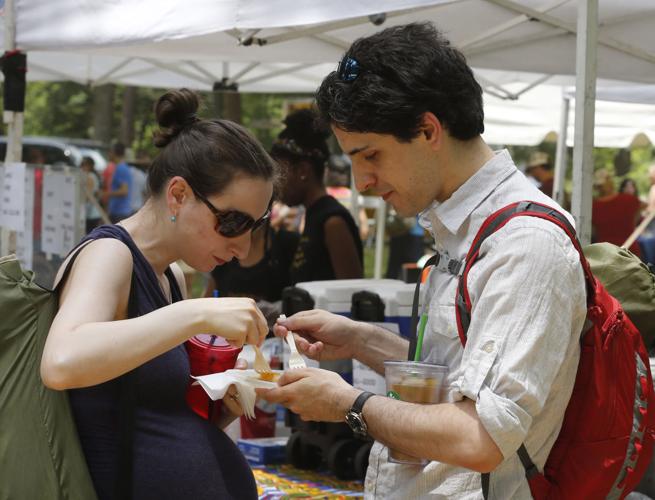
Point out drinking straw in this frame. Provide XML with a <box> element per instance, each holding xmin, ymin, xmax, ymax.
<box><xmin>413</xmin><ymin>313</ymin><xmax>428</xmax><ymax>361</ymax></box>
<box><xmin>210</xmin><ymin>289</ymin><xmax>219</xmax><ymax>346</ymax></box>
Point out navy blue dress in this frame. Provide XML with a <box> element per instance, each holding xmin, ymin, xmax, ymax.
<box><xmin>67</xmin><ymin>225</ymin><xmax>257</xmax><ymax>500</ymax></box>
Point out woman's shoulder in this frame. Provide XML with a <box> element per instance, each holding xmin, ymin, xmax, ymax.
<box><xmin>54</xmin><ymin>237</ymin><xmax>134</xmax><ymax>290</ymax></box>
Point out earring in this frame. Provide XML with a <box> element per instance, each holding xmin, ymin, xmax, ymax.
<box><xmin>170</xmin><ymin>215</ymin><xmax>177</xmax><ymax>223</ymax></box>
<box><xmin>300</xmin><ymin>175</ymin><xmax>306</xmax><ymax>181</ymax></box>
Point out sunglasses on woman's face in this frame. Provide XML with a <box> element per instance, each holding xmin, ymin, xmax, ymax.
<box><xmin>192</xmin><ymin>189</ymin><xmax>271</xmax><ymax>238</ymax></box>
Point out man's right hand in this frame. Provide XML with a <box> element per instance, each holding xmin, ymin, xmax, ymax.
<box><xmin>274</xmin><ymin>310</ymin><xmax>360</xmax><ymax>362</ymax></box>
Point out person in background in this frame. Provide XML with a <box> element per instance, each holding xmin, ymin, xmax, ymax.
<box><xmin>385</xmin><ymin>214</ymin><xmax>425</xmax><ymax>280</ymax></box>
<box><xmin>271</xmin><ymin>108</ymin><xmax>363</xmax><ymax>283</ymax></box>
<box><xmin>80</xmin><ymin>156</ymin><xmax>103</xmax><ymax>234</ymax></box>
<box><xmin>41</xmin><ymin>89</ymin><xmax>273</xmax><ymax>500</ymax></box>
<box><xmin>619</xmin><ymin>178</ymin><xmax>639</xmax><ymax>197</ymax></box>
<box><xmin>592</xmin><ymin>168</ymin><xmax>641</xmax><ymax>255</ymax></box>
<box><xmin>204</xmin><ymin>217</ymin><xmax>298</xmax><ymax>310</ymax></box>
<box><xmin>129</xmin><ymin>153</ymin><xmax>149</xmax><ymax>214</ymax></box>
<box><xmin>325</xmin><ymin>153</ymin><xmax>370</xmax><ymax>242</ymax></box>
<box><xmin>525</xmin><ymin>151</ymin><xmax>555</xmax><ymax>198</ymax></box>
<box><xmin>106</xmin><ymin>142</ymin><xmax>133</xmax><ymax>223</ymax></box>
<box><xmin>647</xmin><ymin>164</ymin><xmax>655</xmax><ymax>214</ymax></box>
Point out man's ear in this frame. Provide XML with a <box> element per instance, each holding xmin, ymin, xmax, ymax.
<box><xmin>419</xmin><ymin>112</ymin><xmax>443</xmax><ymax>150</ymax></box>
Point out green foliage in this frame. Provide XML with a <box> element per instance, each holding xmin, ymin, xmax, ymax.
<box><xmin>23</xmin><ymin>82</ymin><xmax>92</xmax><ymax>138</ymax></box>
<box><xmin>241</xmin><ymin>93</ymin><xmax>286</xmax><ymax>149</ymax></box>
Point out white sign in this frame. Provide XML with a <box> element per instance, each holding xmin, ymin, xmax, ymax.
<box><xmin>15</xmin><ymin>168</ymin><xmax>35</xmax><ymax>270</ymax></box>
<box><xmin>41</xmin><ymin>170</ymin><xmax>78</xmax><ymax>256</ymax></box>
<box><xmin>0</xmin><ymin>163</ymin><xmax>27</xmax><ymax>231</ymax></box>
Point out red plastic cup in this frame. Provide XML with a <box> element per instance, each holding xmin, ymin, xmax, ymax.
<box><xmin>185</xmin><ymin>334</ymin><xmax>242</xmax><ymax>420</ymax></box>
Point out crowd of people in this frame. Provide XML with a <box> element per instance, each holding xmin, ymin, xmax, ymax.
<box><xmin>37</xmin><ymin>20</ymin><xmax>655</xmax><ymax>500</ymax></box>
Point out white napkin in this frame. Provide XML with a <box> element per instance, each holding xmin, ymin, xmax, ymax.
<box><xmin>191</xmin><ymin>369</ymin><xmax>280</xmax><ymax>420</ymax></box>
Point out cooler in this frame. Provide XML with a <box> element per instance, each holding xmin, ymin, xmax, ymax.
<box><xmin>283</xmin><ymin>279</ymin><xmax>403</xmax><ymax>383</ymax></box>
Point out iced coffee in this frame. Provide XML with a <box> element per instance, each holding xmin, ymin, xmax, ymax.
<box><xmin>384</xmin><ymin>361</ymin><xmax>447</xmax><ymax>465</ymax></box>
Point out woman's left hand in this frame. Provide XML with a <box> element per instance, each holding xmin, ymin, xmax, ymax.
<box><xmin>216</xmin><ymin>358</ymin><xmax>247</xmax><ymax>427</ymax></box>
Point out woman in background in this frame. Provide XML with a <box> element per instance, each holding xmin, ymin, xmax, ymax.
<box><xmin>271</xmin><ymin>109</ymin><xmax>363</xmax><ymax>283</ymax></box>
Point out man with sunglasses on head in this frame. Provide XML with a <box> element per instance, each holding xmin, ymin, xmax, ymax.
<box><xmin>259</xmin><ymin>22</ymin><xmax>586</xmax><ymax>498</ymax></box>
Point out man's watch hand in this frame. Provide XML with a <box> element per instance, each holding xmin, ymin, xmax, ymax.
<box><xmin>345</xmin><ymin>391</ymin><xmax>376</xmax><ymax>438</ymax></box>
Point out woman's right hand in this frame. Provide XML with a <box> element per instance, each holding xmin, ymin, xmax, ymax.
<box><xmin>195</xmin><ymin>297</ymin><xmax>269</xmax><ymax>347</ymax></box>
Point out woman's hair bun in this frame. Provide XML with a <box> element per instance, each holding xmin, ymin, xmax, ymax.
<box><xmin>153</xmin><ymin>88</ymin><xmax>200</xmax><ymax>148</ymax></box>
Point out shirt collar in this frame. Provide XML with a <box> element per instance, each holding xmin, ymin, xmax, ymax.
<box><xmin>418</xmin><ymin>149</ymin><xmax>517</xmax><ymax>235</ymax></box>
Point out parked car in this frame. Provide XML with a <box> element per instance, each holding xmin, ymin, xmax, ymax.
<box><xmin>0</xmin><ymin>136</ymin><xmax>108</xmax><ymax>174</ymax></box>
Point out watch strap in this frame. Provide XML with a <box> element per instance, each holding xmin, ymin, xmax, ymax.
<box><xmin>351</xmin><ymin>391</ymin><xmax>376</xmax><ymax>413</ymax></box>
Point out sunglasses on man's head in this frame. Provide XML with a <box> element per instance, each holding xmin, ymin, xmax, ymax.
<box><xmin>337</xmin><ymin>56</ymin><xmax>361</xmax><ymax>82</ymax></box>
<box><xmin>192</xmin><ymin>189</ymin><xmax>271</xmax><ymax>238</ymax></box>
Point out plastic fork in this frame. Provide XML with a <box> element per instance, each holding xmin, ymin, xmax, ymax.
<box><xmin>279</xmin><ymin>315</ymin><xmax>307</xmax><ymax>369</ymax></box>
<box><xmin>253</xmin><ymin>345</ymin><xmax>273</xmax><ymax>378</ymax></box>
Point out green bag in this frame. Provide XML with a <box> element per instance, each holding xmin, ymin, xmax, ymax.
<box><xmin>584</xmin><ymin>242</ymin><xmax>655</xmax><ymax>349</ymax></box>
<box><xmin>0</xmin><ymin>254</ymin><xmax>97</xmax><ymax>500</ymax></box>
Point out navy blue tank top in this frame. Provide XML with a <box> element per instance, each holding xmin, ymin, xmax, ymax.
<box><xmin>67</xmin><ymin>225</ymin><xmax>256</xmax><ymax>500</ymax></box>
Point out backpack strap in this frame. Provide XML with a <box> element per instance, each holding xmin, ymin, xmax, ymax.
<box><xmin>455</xmin><ymin>201</ymin><xmax>594</xmax><ymax>499</ymax></box>
<box><xmin>54</xmin><ymin>238</ymin><xmax>138</xmax><ymax>500</ymax></box>
<box><xmin>455</xmin><ymin>200</ymin><xmax>596</xmax><ymax>345</ymax></box>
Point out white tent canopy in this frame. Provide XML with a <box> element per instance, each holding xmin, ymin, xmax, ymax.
<box><xmin>3</xmin><ymin>0</ymin><xmax>655</xmax><ymax>269</ymax></box>
<box><xmin>11</xmin><ymin>0</ymin><xmax>655</xmax><ymax>85</ymax></box>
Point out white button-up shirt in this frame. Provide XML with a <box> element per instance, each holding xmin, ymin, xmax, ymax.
<box><xmin>365</xmin><ymin>150</ymin><xmax>587</xmax><ymax>499</ymax></box>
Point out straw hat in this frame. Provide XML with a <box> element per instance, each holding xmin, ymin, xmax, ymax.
<box><xmin>526</xmin><ymin>151</ymin><xmax>550</xmax><ymax>169</ymax></box>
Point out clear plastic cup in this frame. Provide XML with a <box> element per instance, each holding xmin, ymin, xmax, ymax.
<box><xmin>384</xmin><ymin>360</ymin><xmax>448</xmax><ymax>465</ymax></box>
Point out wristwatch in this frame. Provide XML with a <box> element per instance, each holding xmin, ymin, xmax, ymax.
<box><xmin>345</xmin><ymin>391</ymin><xmax>376</xmax><ymax>439</ymax></box>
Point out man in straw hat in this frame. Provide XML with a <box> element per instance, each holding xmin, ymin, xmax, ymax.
<box><xmin>525</xmin><ymin>151</ymin><xmax>555</xmax><ymax>198</ymax></box>
<box><xmin>260</xmin><ymin>22</ymin><xmax>585</xmax><ymax>498</ymax></box>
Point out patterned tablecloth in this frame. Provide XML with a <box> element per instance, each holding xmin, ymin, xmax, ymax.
<box><xmin>253</xmin><ymin>464</ymin><xmax>364</xmax><ymax>499</ymax></box>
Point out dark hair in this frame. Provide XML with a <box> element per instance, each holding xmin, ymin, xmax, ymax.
<box><xmin>270</xmin><ymin>108</ymin><xmax>330</xmax><ymax>181</ymax></box>
<box><xmin>148</xmin><ymin>88</ymin><xmax>277</xmax><ymax>198</ymax></box>
<box><xmin>81</xmin><ymin>155</ymin><xmax>95</xmax><ymax>167</ymax></box>
<box><xmin>619</xmin><ymin>178</ymin><xmax>638</xmax><ymax>196</ymax></box>
<box><xmin>315</xmin><ymin>22</ymin><xmax>484</xmax><ymax>142</ymax></box>
<box><xmin>111</xmin><ymin>142</ymin><xmax>126</xmax><ymax>157</ymax></box>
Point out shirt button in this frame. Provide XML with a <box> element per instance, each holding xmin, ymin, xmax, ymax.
<box><xmin>481</xmin><ymin>340</ymin><xmax>495</xmax><ymax>353</ymax></box>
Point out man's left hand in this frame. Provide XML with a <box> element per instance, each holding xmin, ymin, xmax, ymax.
<box><xmin>256</xmin><ymin>367</ymin><xmax>360</xmax><ymax>422</ymax></box>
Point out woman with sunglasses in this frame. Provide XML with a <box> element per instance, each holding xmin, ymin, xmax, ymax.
<box><xmin>40</xmin><ymin>89</ymin><xmax>274</xmax><ymax>500</ymax></box>
<box><xmin>271</xmin><ymin>109</ymin><xmax>363</xmax><ymax>284</ymax></box>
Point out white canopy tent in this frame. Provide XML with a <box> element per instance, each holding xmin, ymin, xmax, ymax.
<box><xmin>2</xmin><ymin>0</ymin><xmax>655</xmax><ymax>274</ymax></box>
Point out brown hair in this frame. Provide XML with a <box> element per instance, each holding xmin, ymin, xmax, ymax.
<box><xmin>148</xmin><ymin>88</ymin><xmax>277</xmax><ymax>198</ymax></box>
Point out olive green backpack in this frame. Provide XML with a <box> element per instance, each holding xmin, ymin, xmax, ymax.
<box><xmin>585</xmin><ymin>243</ymin><xmax>655</xmax><ymax>350</ymax></box>
<box><xmin>0</xmin><ymin>254</ymin><xmax>97</xmax><ymax>500</ymax></box>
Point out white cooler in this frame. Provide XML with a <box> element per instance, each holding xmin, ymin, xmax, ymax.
<box><xmin>289</xmin><ymin>279</ymin><xmax>426</xmax><ymax>395</ymax></box>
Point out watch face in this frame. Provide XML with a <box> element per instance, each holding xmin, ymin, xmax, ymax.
<box><xmin>346</xmin><ymin>411</ymin><xmax>367</xmax><ymax>438</ymax></box>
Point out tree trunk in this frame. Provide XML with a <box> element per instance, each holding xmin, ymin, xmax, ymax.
<box><xmin>120</xmin><ymin>86</ymin><xmax>137</xmax><ymax>148</ymax></box>
<box><xmin>91</xmin><ymin>84</ymin><xmax>115</xmax><ymax>144</ymax></box>
<box><xmin>213</xmin><ymin>91</ymin><xmax>242</xmax><ymax>124</ymax></box>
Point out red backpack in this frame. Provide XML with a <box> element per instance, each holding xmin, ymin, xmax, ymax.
<box><xmin>454</xmin><ymin>201</ymin><xmax>655</xmax><ymax>499</ymax></box>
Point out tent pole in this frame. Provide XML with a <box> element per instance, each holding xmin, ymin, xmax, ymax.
<box><xmin>553</xmin><ymin>94</ymin><xmax>570</xmax><ymax>207</ymax></box>
<box><xmin>373</xmin><ymin>199</ymin><xmax>386</xmax><ymax>279</ymax></box>
<box><xmin>1</xmin><ymin>0</ymin><xmax>24</xmax><ymax>258</ymax></box>
<box><xmin>3</xmin><ymin>0</ymin><xmax>23</xmax><ymax>164</ymax></box>
<box><xmin>571</xmin><ymin>0</ymin><xmax>598</xmax><ymax>245</ymax></box>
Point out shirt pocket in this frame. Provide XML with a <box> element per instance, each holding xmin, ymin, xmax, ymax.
<box><xmin>427</xmin><ymin>303</ymin><xmax>459</xmax><ymax>339</ymax></box>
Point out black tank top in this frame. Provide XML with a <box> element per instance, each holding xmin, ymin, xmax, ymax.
<box><xmin>289</xmin><ymin>195</ymin><xmax>363</xmax><ymax>284</ymax></box>
<box><xmin>67</xmin><ymin>225</ymin><xmax>256</xmax><ymax>500</ymax></box>
<box><xmin>210</xmin><ymin>227</ymin><xmax>299</xmax><ymax>301</ymax></box>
